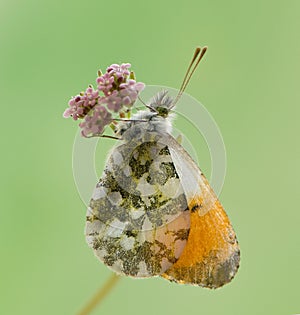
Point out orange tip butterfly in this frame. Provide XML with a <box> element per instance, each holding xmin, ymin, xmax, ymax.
<box><xmin>84</xmin><ymin>47</ymin><xmax>240</xmax><ymax>288</ymax></box>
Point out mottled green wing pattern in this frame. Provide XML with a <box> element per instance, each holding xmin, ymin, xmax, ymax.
<box><xmin>85</xmin><ymin>133</ymin><xmax>190</xmax><ymax>277</ymax></box>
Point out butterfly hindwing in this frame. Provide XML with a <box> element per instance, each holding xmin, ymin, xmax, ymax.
<box><xmin>85</xmin><ymin>131</ymin><xmax>191</xmax><ymax>277</ymax></box>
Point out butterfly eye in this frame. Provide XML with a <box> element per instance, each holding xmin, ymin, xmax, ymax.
<box><xmin>156</xmin><ymin>106</ymin><xmax>169</xmax><ymax>117</ymax></box>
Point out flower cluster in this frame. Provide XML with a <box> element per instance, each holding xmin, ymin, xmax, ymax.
<box><xmin>63</xmin><ymin>63</ymin><xmax>145</xmax><ymax>137</ymax></box>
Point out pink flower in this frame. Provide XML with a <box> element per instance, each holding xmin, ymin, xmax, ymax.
<box><xmin>96</xmin><ymin>73</ymin><xmax>115</xmax><ymax>95</ymax></box>
<box><xmin>79</xmin><ymin>105</ymin><xmax>112</xmax><ymax>137</ymax></box>
<box><xmin>63</xmin><ymin>86</ymin><xmax>99</xmax><ymax>120</ymax></box>
<box><xmin>119</xmin><ymin>80</ymin><xmax>145</xmax><ymax>107</ymax></box>
<box><xmin>105</xmin><ymin>91</ymin><xmax>122</xmax><ymax>112</ymax></box>
<box><xmin>106</xmin><ymin>63</ymin><xmax>131</xmax><ymax>79</ymax></box>
<box><xmin>85</xmin><ymin>87</ymin><xmax>99</xmax><ymax>106</ymax></box>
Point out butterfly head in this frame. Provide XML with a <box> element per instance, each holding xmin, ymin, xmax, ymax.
<box><xmin>147</xmin><ymin>90</ymin><xmax>174</xmax><ymax>118</ymax></box>
<box><xmin>114</xmin><ymin>90</ymin><xmax>175</xmax><ymax>139</ymax></box>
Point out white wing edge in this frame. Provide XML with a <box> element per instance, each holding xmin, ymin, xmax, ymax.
<box><xmin>163</xmin><ymin>133</ymin><xmax>218</xmax><ymax>216</ymax></box>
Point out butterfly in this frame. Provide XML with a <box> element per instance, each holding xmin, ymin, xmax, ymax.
<box><xmin>84</xmin><ymin>47</ymin><xmax>240</xmax><ymax>288</ymax></box>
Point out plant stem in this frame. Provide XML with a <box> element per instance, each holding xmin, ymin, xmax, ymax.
<box><xmin>77</xmin><ymin>274</ymin><xmax>121</xmax><ymax>315</ymax></box>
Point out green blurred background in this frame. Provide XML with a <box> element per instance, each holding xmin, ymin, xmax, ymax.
<box><xmin>1</xmin><ymin>0</ymin><xmax>299</xmax><ymax>314</ymax></box>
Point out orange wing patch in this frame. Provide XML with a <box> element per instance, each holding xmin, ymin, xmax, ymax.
<box><xmin>162</xmin><ymin>197</ymin><xmax>240</xmax><ymax>288</ymax></box>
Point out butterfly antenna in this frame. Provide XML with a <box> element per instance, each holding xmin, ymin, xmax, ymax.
<box><xmin>171</xmin><ymin>46</ymin><xmax>207</xmax><ymax>108</ymax></box>
<box><xmin>138</xmin><ymin>96</ymin><xmax>148</xmax><ymax>107</ymax></box>
<box><xmin>138</xmin><ymin>96</ymin><xmax>156</xmax><ymax>111</ymax></box>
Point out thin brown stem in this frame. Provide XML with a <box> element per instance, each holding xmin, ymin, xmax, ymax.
<box><xmin>77</xmin><ymin>274</ymin><xmax>121</xmax><ymax>315</ymax></box>
<box><xmin>85</xmin><ymin>134</ymin><xmax>121</xmax><ymax>140</ymax></box>
<box><xmin>100</xmin><ymin>135</ymin><xmax>121</xmax><ymax>140</ymax></box>
<box><xmin>112</xmin><ymin>118</ymin><xmax>148</xmax><ymax>122</ymax></box>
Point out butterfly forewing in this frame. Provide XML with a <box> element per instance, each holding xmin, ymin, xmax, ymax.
<box><xmin>85</xmin><ymin>129</ymin><xmax>191</xmax><ymax>277</ymax></box>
